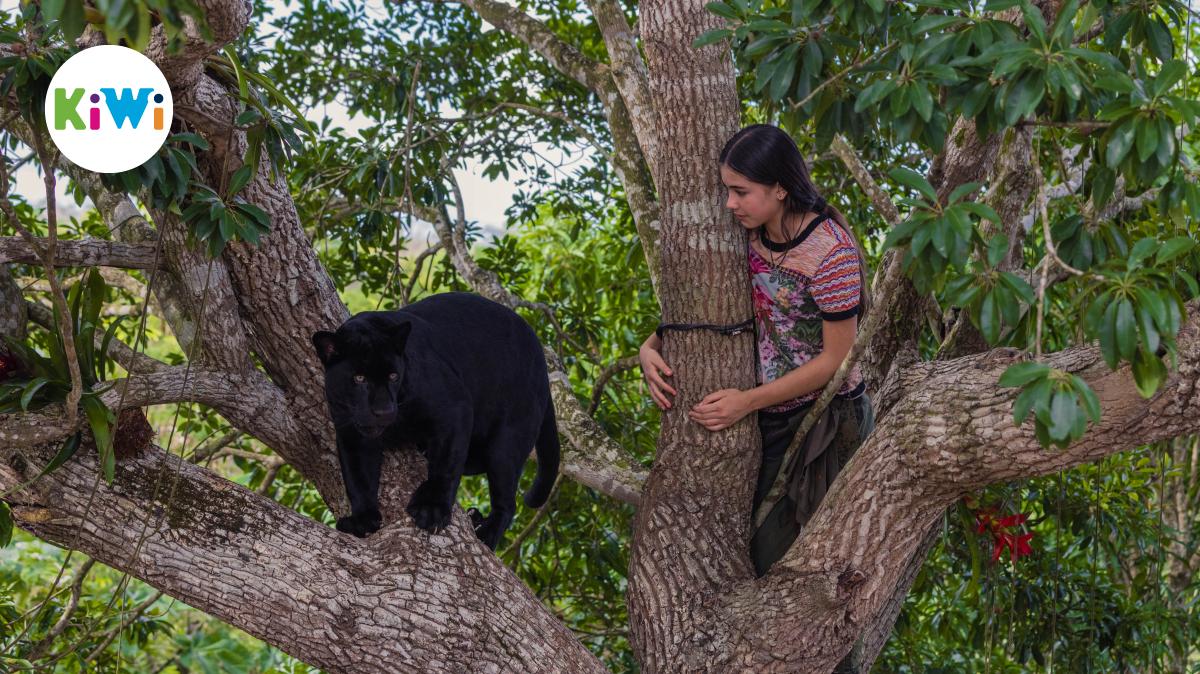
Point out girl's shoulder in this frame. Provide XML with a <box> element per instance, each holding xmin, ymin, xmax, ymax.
<box><xmin>749</xmin><ymin>216</ymin><xmax>853</xmax><ymax>278</ymax></box>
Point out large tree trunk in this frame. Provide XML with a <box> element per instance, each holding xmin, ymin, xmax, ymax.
<box><xmin>626</xmin><ymin>1</ymin><xmax>759</xmax><ymax>672</ymax></box>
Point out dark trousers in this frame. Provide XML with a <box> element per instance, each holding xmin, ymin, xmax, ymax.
<box><xmin>750</xmin><ymin>393</ymin><xmax>875</xmax><ymax>673</ymax></box>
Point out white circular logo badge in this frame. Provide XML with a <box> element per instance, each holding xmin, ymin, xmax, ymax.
<box><xmin>44</xmin><ymin>45</ymin><xmax>173</xmax><ymax>174</ymax></box>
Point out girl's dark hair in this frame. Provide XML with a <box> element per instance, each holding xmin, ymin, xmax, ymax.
<box><xmin>719</xmin><ymin>124</ymin><xmax>871</xmax><ymax>321</ymax></box>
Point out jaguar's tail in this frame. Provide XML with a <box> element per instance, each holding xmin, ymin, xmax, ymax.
<box><xmin>525</xmin><ymin>397</ymin><xmax>560</xmax><ymax>508</ymax></box>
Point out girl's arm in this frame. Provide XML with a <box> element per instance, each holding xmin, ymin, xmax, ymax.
<box><xmin>641</xmin><ymin>331</ymin><xmax>662</xmax><ymax>352</ymax></box>
<box><xmin>744</xmin><ymin>316</ymin><xmax>857</xmax><ymax>411</ymax></box>
<box><xmin>690</xmin><ymin>317</ymin><xmax>858</xmax><ymax>431</ymax></box>
<box><xmin>639</xmin><ymin>331</ymin><xmax>676</xmax><ymax>409</ymax></box>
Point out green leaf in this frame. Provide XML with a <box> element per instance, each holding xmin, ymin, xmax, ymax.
<box><xmin>81</xmin><ymin>395</ymin><xmax>115</xmax><ymax>483</ymax></box>
<box><xmin>1131</xmin><ymin>347</ymin><xmax>1166</xmax><ymax>398</ymax></box>
<box><xmin>1070</xmin><ymin>375</ymin><xmax>1102</xmax><ymax>423</ymax></box>
<box><xmin>1047</xmin><ymin>388</ymin><xmax>1077</xmax><ymax>441</ymax></box>
<box><xmin>1049</xmin><ymin>0</ymin><xmax>1078</xmax><ymax>42</ymax></box>
<box><xmin>96</xmin><ymin>316</ymin><xmax>127</xmax><ymax>382</ymax></box>
<box><xmin>1157</xmin><ymin>236</ymin><xmax>1195</xmax><ymax>264</ymax></box>
<box><xmin>912</xmin><ymin>15</ymin><xmax>966</xmax><ymax>35</ymax></box>
<box><xmin>999</xmin><ymin>361</ymin><xmax>1050</xmax><ymax>388</ymax></box>
<box><xmin>1104</xmin><ymin>121</ymin><xmax>1136</xmax><ymax>168</ymax></box>
<box><xmin>1143</xmin><ymin>16</ymin><xmax>1173</xmax><ymax>62</ymax></box>
<box><xmin>1013</xmin><ymin>375</ymin><xmax>1053</xmax><ymax>425</ymax></box>
<box><xmin>235</xmin><ymin>107</ymin><xmax>263</xmax><ymax>127</ymax></box>
<box><xmin>947</xmin><ymin>181</ymin><xmax>983</xmax><ymax>205</ymax></box>
<box><xmin>693</xmin><ymin>28</ymin><xmax>732</xmax><ymax>48</ymax></box>
<box><xmin>1091</xmin><ymin>165</ymin><xmax>1116</xmax><ymax>209</ymax></box>
<box><xmin>237</xmin><ymin>203</ymin><xmax>271</xmax><ymax>231</ymax></box>
<box><xmin>1019</xmin><ymin>0</ymin><xmax>1047</xmax><ymax>42</ymax></box>
<box><xmin>706</xmin><ymin>1</ymin><xmax>739</xmax><ymax>19</ymax></box>
<box><xmin>0</xmin><ymin>501</ymin><xmax>11</xmax><ymax>548</ymax></box>
<box><xmin>998</xmin><ymin>271</ymin><xmax>1036</xmax><ymax>305</ymax></box>
<box><xmin>1136</xmin><ymin>300</ymin><xmax>1160</xmax><ymax>356</ymax></box>
<box><xmin>1115</xmin><ymin>297</ymin><xmax>1136</xmax><ymax>362</ymax></box>
<box><xmin>931</xmin><ymin>219</ymin><xmax>952</xmax><ymax>257</ymax></box>
<box><xmin>1098</xmin><ymin>298</ymin><xmax>1119</xmax><ymax>369</ymax></box>
<box><xmin>1004</xmin><ymin>71</ymin><xmax>1037</xmax><ymax>126</ymax></box>
<box><xmin>171</xmin><ymin>132</ymin><xmax>210</xmax><ymax>150</ymax></box>
<box><xmin>1152</xmin><ymin>59</ymin><xmax>1186</xmax><ymax>97</ymax></box>
<box><xmin>979</xmin><ymin>289</ymin><xmax>1002</xmax><ymax>344</ymax></box>
<box><xmin>986</xmin><ymin>233</ymin><xmax>1008</xmax><ymax>268</ymax></box>
<box><xmin>890</xmin><ymin>167</ymin><xmax>938</xmax><ymax>203</ymax></box>
<box><xmin>769</xmin><ymin>43</ymin><xmax>800</xmax><ymax>101</ymax></box>
<box><xmin>219</xmin><ymin>211</ymin><xmax>237</xmax><ymax>242</ymax></box>
<box><xmin>854</xmin><ymin>80</ymin><xmax>898</xmax><ymax>113</ymax></box>
<box><xmin>227</xmin><ymin>165</ymin><xmax>253</xmax><ymax>197</ymax></box>
<box><xmin>1128</xmin><ymin>237</ymin><xmax>1157</xmax><ymax>266</ymax></box>
<box><xmin>1093</xmin><ymin>73</ymin><xmax>1134</xmax><ymax>94</ymax></box>
<box><xmin>802</xmin><ymin>38</ymin><xmax>823</xmax><ymax>79</ymax></box>
<box><xmin>959</xmin><ymin>201</ymin><xmax>1002</xmax><ymax>226</ymax></box>
<box><xmin>38</xmin><ymin>431</ymin><xmax>82</xmax><ymax>478</ymax></box>
<box><xmin>20</xmin><ymin>377</ymin><xmax>50</xmax><ymax>411</ymax></box>
<box><xmin>1134</xmin><ymin>117</ymin><xmax>1159</xmax><ymax>163</ymax></box>
<box><xmin>912</xmin><ymin>84</ymin><xmax>934</xmax><ymax>122</ymax></box>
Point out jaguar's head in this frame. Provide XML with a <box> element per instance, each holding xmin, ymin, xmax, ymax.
<box><xmin>312</xmin><ymin>319</ymin><xmax>412</xmax><ymax>439</ymax></box>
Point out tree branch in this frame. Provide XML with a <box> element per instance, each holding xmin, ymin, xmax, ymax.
<box><xmin>0</xmin><ymin>367</ymin><xmax>304</xmax><ymax>471</ymax></box>
<box><xmin>734</xmin><ymin>299</ymin><xmax>1200</xmax><ymax>671</ymax></box>
<box><xmin>0</xmin><ymin>440</ymin><xmax>609</xmax><ymax>674</ymax></box>
<box><xmin>451</xmin><ymin>0</ymin><xmax>613</xmax><ymax>96</ymax></box>
<box><xmin>0</xmin><ymin>237</ymin><xmax>160</xmax><ymax>270</ymax></box>
<box><xmin>586</xmin><ymin>0</ymin><xmax>661</xmax><ymax>173</ymax></box>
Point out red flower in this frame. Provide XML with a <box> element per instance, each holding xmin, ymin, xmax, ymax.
<box><xmin>971</xmin><ymin>504</ymin><xmax>1034</xmax><ymax>564</ymax></box>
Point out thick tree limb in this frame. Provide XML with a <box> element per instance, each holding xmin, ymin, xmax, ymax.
<box><xmin>0</xmin><ymin>441</ymin><xmax>609</xmax><ymax>674</ymax></box>
<box><xmin>627</xmin><ymin>2</ymin><xmax>754</xmax><ymax>671</ymax></box>
<box><xmin>169</xmin><ymin>74</ymin><xmax>350</xmax><ymax>504</ymax></box>
<box><xmin>0</xmin><ymin>367</ymin><xmax>302</xmax><ymax>457</ymax></box>
<box><xmin>139</xmin><ymin>0</ymin><xmax>253</xmax><ymax>91</ymax></box>
<box><xmin>725</xmin><ymin>300</ymin><xmax>1200</xmax><ymax>672</ymax></box>
<box><xmin>0</xmin><ymin>237</ymin><xmax>159</xmax><ymax>269</ymax></box>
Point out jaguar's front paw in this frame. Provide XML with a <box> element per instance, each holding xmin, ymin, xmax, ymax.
<box><xmin>466</xmin><ymin>506</ymin><xmax>485</xmax><ymax>529</ymax></box>
<box><xmin>406</xmin><ymin>482</ymin><xmax>452</xmax><ymax>533</ymax></box>
<box><xmin>336</xmin><ymin>510</ymin><xmax>382</xmax><ymax>538</ymax></box>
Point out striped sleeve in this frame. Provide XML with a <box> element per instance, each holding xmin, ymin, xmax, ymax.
<box><xmin>809</xmin><ymin>240</ymin><xmax>862</xmax><ymax>321</ymax></box>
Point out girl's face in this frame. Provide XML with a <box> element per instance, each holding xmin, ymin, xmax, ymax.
<box><xmin>720</xmin><ymin>164</ymin><xmax>784</xmax><ymax>230</ymax></box>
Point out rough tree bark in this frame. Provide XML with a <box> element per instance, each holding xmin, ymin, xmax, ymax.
<box><xmin>1</xmin><ymin>1</ymin><xmax>1197</xmax><ymax>672</ymax></box>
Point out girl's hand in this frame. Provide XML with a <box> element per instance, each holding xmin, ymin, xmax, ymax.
<box><xmin>689</xmin><ymin>389</ymin><xmax>752</xmax><ymax>432</ymax></box>
<box><xmin>639</xmin><ymin>342</ymin><xmax>677</xmax><ymax>410</ymax></box>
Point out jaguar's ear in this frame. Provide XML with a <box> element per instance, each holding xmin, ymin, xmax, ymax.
<box><xmin>312</xmin><ymin>331</ymin><xmax>339</xmax><ymax>367</ymax></box>
<box><xmin>390</xmin><ymin>322</ymin><xmax>412</xmax><ymax>353</ymax></box>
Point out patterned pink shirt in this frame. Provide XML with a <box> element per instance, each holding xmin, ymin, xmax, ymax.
<box><xmin>748</xmin><ymin>216</ymin><xmax>866</xmax><ymax>414</ymax></box>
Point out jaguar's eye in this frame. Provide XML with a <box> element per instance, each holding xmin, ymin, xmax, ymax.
<box><xmin>353</xmin><ymin>374</ymin><xmax>365</xmax><ymax>384</ymax></box>
<box><xmin>388</xmin><ymin>372</ymin><xmax>398</xmax><ymax>381</ymax></box>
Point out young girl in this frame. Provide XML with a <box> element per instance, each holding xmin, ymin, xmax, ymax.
<box><xmin>638</xmin><ymin>124</ymin><xmax>876</xmax><ymax>583</ymax></box>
